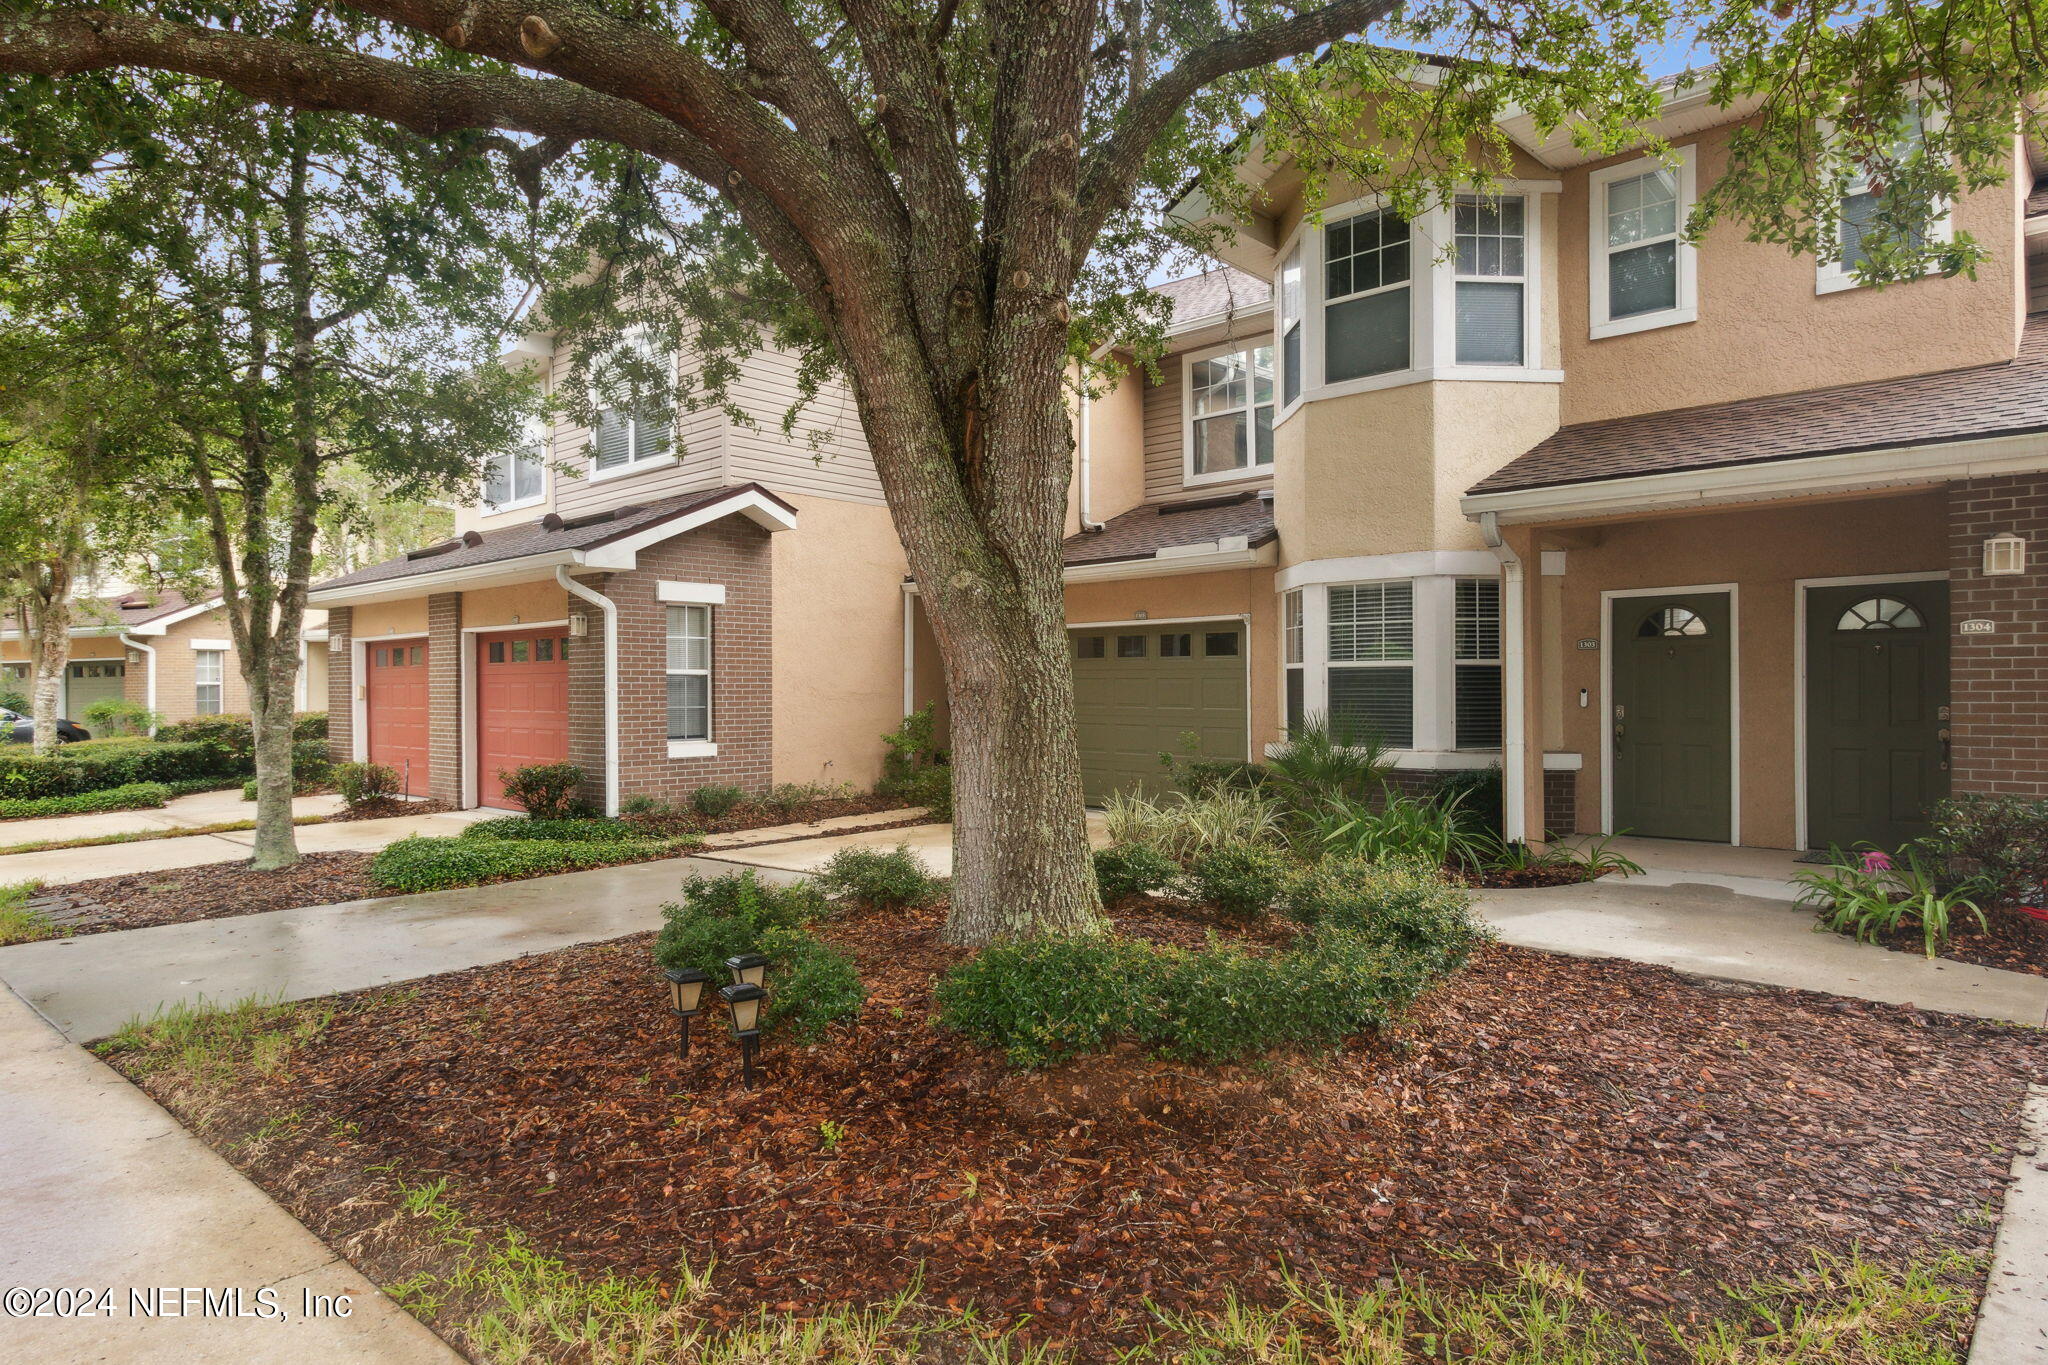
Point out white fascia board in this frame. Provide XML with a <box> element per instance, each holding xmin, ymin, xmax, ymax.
<box><xmin>576</xmin><ymin>489</ymin><xmax>800</xmax><ymax>569</ymax></box>
<box><xmin>308</xmin><ymin>551</ymin><xmax>582</xmax><ymax>606</ymax></box>
<box><xmin>188</xmin><ymin>637</ymin><xmax>231</xmax><ymax>652</ymax></box>
<box><xmin>1462</xmin><ymin>429</ymin><xmax>2048</xmax><ymax>526</ymax></box>
<box><xmin>1276</xmin><ymin>550</ymin><xmax>1502</xmax><ymax>591</ymax></box>
<box><xmin>1063</xmin><ymin>542</ymin><xmax>1275</xmax><ymax>584</ymax></box>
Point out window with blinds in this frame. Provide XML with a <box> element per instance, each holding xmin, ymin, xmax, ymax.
<box><xmin>1453</xmin><ymin>195</ymin><xmax>1525</xmax><ymax>366</ymax></box>
<box><xmin>665</xmin><ymin>605</ymin><xmax>711</xmax><ymax>741</ymax></box>
<box><xmin>1454</xmin><ymin>578</ymin><xmax>1503</xmax><ymax>748</ymax></box>
<box><xmin>591</xmin><ymin>331</ymin><xmax>675</xmax><ymax>474</ymax></box>
<box><xmin>1323</xmin><ymin>207</ymin><xmax>1411</xmax><ymax>382</ymax></box>
<box><xmin>1327</xmin><ymin>582</ymin><xmax>1413</xmax><ymax>747</ymax></box>
<box><xmin>1283</xmin><ymin>588</ymin><xmax>1305</xmax><ymax>736</ymax></box>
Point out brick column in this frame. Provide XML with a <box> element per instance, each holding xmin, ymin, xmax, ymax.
<box><xmin>565</xmin><ymin>577</ymin><xmax>611</xmax><ymax>810</ymax></box>
<box><xmin>426</xmin><ymin>593</ymin><xmax>464</xmax><ymax>805</ymax></box>
<box><xmin>325</xmin><ymin>607</ymin><xmax>354</xmax><ymax>763</ymax></box>
<box><xmin>1948</xmin><ymin>475</ymin><xmax>2048</xmax><ymax>799</ymax></box>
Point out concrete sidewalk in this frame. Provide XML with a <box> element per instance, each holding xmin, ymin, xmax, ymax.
<box><xmin>0</xmin><ymin>787</ymin><xmax>346</xmax><ymax>850</ymax></box>
<box><xmin>0</xmin><ymin>982</ymin><xmax>459</xmax><ymax>1363</ymax></box>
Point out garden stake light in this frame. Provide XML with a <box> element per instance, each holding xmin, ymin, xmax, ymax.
<box><xmin>719</xmin><ymin>982</ymin><xmax>767</xmax><ymax>1089</ymax></box>
<box><xmin>725</xmin><ymin>953</ymin><xmax>769</xmax><ymax>988</ymax></box>
<box><xmin>663</xmin><ymin>966</ymin><xmax>710</xmax><ymax>1060</ymax></box>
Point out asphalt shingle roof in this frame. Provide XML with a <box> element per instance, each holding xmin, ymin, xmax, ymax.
<box><xmin>1065</xmin><ymin>491</ymin><xmax>1277</xmax><ymax>566</ymax></box>
<box><xmin>313</xmin><ymin>484</ymin><xmax>796</xmax><ymax>592</ymax></box>
<box><xmin>1153</xmin><ymin>267</ymin><xmax>1271</xmax><ymax>330</ymax></box>
<box><xmin>2027</xmin><ymin>180</ymin><xmax>2048</xmax><ymax>219</ymax></box>
<box><xmin>1469</xmin><ymin>313</ymin><xmax>2048</xmax><ymax>496</ymax></box>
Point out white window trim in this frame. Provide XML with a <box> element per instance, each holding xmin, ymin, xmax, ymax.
<box><xmin>667</xmin><ymin>739</ymin><xmax>719</xmax><ymax>759</ymax></box>
<box><xmin>587</xmin><ymin>326</ymin><xmax>680</xmax><ymax>481</ymax></box>
<box><xmin>1181</xmin><ymin>338</ymin><xmax>1276</xmax><ymax>488</ymax></box>
<box><xmin>193</xmin><ymin>647</ymin><xmax>226</xmax><ymax>716</ymax></box>
<box><xmin>1815</xmin><ymin>96</ymin><xmax>1953</xmax><ymax>296</ymax></box>
<box><xmin>656</xmin><ymin>581</ymin><xmax>728</xmax><ymax>605</ymax></box>
<box><xmin>188</xmin><ymin>637</ymin><xmax>231</xmax><ymax>652</ymax></box>
<box><xmin>1588</xmin><ymin>146</ymin><xmax>1700</xmax><ymax>338</ymax></box>
<box><xmin>664</xmin><ymin>603</ymin><xmax>713</xmax><ymax>750</ymax></box>
<box><xmin>1274</xmin><ymin>239</ymin><xmax>1306</xmax><ymax>423</ymax></box>
<box><xmin>1435</xmin><ymin>192</ymin><xmax>1542</xmax><ymax>371</ymax></box>
<box><xmin>480</xmin><ymin>418</ymin><xmax>551</xmax><ymax>513</ymax></box>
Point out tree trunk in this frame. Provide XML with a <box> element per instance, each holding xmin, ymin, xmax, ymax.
<box><xmin>247</xmin><ymin>681</ymin><xmax>299</xmax><ymax>869</ymax></box>
<box><xmin>23</xmin><ymin>568</ymin><xmax>72</xmax><ymax>755</ymax></box>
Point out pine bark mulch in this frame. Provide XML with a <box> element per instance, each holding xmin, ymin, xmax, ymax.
<box><xmin>122</xmin><ymin>902</ymin><xmax>2047</xmax><ymax>1359</ymax></box>
<box><xmin>1857</xmin><ymin>908</ymin><xmax>2048</xmax><ymax>978</ymax></box>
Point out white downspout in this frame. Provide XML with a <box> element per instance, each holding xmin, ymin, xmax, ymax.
<box><xmin>900</xmin><ymin>584</ymin><xmax>917</xmax><ymax>717</ymax></box>
<box><xmin>1076</xmin><ymin>342</ymin><xmax>1114</xmax><ymax>534</ymax></box>
<box><xmin>119</xmin><ymin>634</ymin><xmax>157</xmax><ymax>736</ymax></box>
<box><xmin>1479</xmin><ymin>511</ymin><xmax>1529</xmax><ymax>845</ymax></box>
<box><xmin>556</xmin><ymin>565</ymin><xmax>619</xmax><ymax>817</ymax></box>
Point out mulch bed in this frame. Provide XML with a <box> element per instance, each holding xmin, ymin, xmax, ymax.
<box><xmin>330</xmin><ymin>796</ymin><xmax>454</xmax><ymax>822</ymax></box>
<box><xmin>122</xmin><ymin>902</ymin><xmax>2046</xmax><ymax>1359</ymax></box>
<box><xmin>626</xmin><ymin>792</ymin><xmax>916</xmax><ymax>836</ymax></box>
<box><xmin>40</xmin><ymin>852</ymin><xmax>383</xmax><ymax>936</ymax></box>
<box><xmin>1858</xmin><ymin>908</ymin><xmax>2048</xmax><ymax>978</ymax></box>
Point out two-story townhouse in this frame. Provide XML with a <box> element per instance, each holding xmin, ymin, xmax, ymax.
<box><xmin>308</xmin><ymin>332</ymin><xmax>909</xmax><ymax>811</ymax></box>
<box><xmin>1057</xmin><ymin>79</ymin><xmax>2047</xmax><ymax>857</ymax></box>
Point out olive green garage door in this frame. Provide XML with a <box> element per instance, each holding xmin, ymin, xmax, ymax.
<box><xmin>1070</xmin><ymin>621</ymin><xmax>1248</xmax><ymax>803</ymax></box>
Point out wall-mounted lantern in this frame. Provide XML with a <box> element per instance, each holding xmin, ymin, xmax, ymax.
<box><xmin>1983</xmin><ymin>533</ymin><xmax>2027</xmax><ymax>576</ymax></box>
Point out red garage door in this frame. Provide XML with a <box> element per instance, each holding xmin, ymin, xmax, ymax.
<box><xmin>476</xmin><ymin>629</ymin><xmax>570</xmax><ymax>810</ymax></box>
<box><xmin>366</xmin><ymin>640</ymin><xmax>431</xmax><ymax>797</ymax></box>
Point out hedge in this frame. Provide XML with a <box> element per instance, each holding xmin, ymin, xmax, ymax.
<box><xmin>369</xmin><ymin>832</ymin><xmax>703</xmax><ymax>893</ymax></box>
<box><xmin>155</xmin><ymin>712</ymin><xmax>328</xmax><ymax>760</ymax></box>
<box><xmin>459</xmin><ymin>816</ymin><xmax>660</xmax><ymax>843</ymax></box>
<box><xmin>0</xmin><ymin>741</ymin><xmax>243</xmax><ymax>800</ymax></box>
<box><xmin>0</xmin><ymin>782</ymin><xmax>173</xmax><ymax>821</ymax></box>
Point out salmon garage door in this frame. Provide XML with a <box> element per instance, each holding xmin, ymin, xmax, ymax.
<box><xmin>476</xmin><ymin>629</ymin><xmax>570</xmax><ymax>809</ymax></box>
<box><xmin>366</xmin><ymin>641</ymin><xmax>431</xmax><ymax>796</ymax></box>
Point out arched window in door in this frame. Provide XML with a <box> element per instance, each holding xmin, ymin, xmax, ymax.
<box><xmin>1835</xmin><ymin>596</ymin><xmax>1925</xmax><ymax>632</ymax></box>
<box><xmin>1637</xmin><ymin>606</ymin><xmax>1708</xmax><ymax>637</ymax></box>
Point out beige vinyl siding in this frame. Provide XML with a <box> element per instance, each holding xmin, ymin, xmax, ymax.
<box><xmin>727</xmin><ymin>348</ymin><xmax>884</xmax><ymax>505</ymax></box>
<box><xmin>1143</xmin><ymin>351</ymin><xmax>1274</xmax><ymax>504</ymax></box>
<box><xmin>550</xmin><ymin>342</ymin><xmax>727</xmax><ymax>518</ymax></box>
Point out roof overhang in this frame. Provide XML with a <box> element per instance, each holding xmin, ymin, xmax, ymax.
<box><xmin>1063</xmin><ymin>535</ymin><xmax>1278</xmax><ymax>583</ymax></box>
<box><xmin>1461</xmin><ymin>429</ymin><xmax>2048</xmax><ymax>526</ymax></box>
<box><xmin>308</xmin><ymin>487</ymin><xmax>798</xmax><ymax>608</ymax></box>
<box><xmin>0</xmin><ymin>596</ymin><xmax>225</xmax><ymax>641</ymax></box>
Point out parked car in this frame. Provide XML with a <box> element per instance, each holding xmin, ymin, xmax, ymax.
<box><xmin>0</xmin><ymin>708</ymin><xmax>90</xmax><ymax>744</ymax></box>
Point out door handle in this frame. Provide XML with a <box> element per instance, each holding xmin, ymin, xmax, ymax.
<box><xmin>1938</xmin><ymin>726</ymin><xmax>1951</xmax><ymax>772</ymax></box>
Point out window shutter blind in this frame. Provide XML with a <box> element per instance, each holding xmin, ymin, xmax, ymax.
<box><xmin>1454</xmin><ymin>665</ymin><xmax>1504</xmax><ymax>748</ymax></box>
<box><xmin>595</xmin><ymin>409</ymin><xmax>632</xmax><ymax>469</ymax></box>
<box><xmin>1324</xmin><ymin>290</ymin><xmax>1410</xmax><ymax>382</ymax></box>
<box><xmin>1454</xmin><ymin>282</ymin><xmax>1524</xmax><ymax>365</ymax></box>
<box><xmin>1328</xmin><ymin>668</ymin><xmax>1413</xmax><ymax>748</ymax></box>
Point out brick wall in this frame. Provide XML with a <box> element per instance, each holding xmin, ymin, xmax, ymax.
<box><xmin>326</xmin><ymin>607</ymin><xmax>354</xmax><ymax>762</ymax></box>
<box><xmin>568</xmin><ymin>518</ymin><xmax>775</xmax><ymax>809</ymax></box>
<box><xmin>427</xmin><ymin>593</ymin><xmax>464</xmax><ymax>804</ymax></box>
<box><xmin>1949</xmin><ymin>474</ymin><xmax>2048</xmax><ymax>798</ymax></box>
<box><xmin>121</xmin><ymin>609</ymin><xmax>253</xmax><ymax>722</ymax></box>
<box><xmin>1382</xmin><ymin>765</ymin><xmax>1575</xmax><ymax>838</ymax></box>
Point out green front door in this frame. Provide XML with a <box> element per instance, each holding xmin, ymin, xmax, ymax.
<box><xmin>1070</xmin><ymin>622</ymin><xmax>1247</xmax><ymax>803</ymax></box>
<box><xmin>1805</xmin><ymin>581</ymin><xmax>1949</xmax><ymax>853</ymax></box>
<box><xmin>1611</xmin><ymin>592</ymin><xmax>1732</xmax><ymax>842</ymax></box>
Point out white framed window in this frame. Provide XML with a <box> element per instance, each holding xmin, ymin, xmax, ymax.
<box><xmin>1453</xmin><ymin>578</ymin><xmax>1503</xmax><ymax>749</ymax></box>
<box><xmin>589</xmin><ymin>328</ymin><xmax>676</xmax><ymax>479</ymax></box>
<box><xmin>1322</xmin><ymin>206</ymin><xmax>1413</xmax><ymax>384</ymax></box>
<box><xmin>665</xmin><ymin>604</ymin><xmax>711</xmax><ymax>743</ymax></box>
<box><xmin>1183</xmin><ymin>341</ymin><xmax>1274</xmax><ymax>484</ymax></box>
<box><xmin>194</xmin><ymin>649</ymin><xmax>225</xmax><ymax>716</ymax></box>
<box><xmin>1276</xmin><ymin>241</ymin><xmax>1304</xmax><ymax>412</ymax></box>
<box><xmin>1282</xmin><ymin>588</ymin><xmax>1305</xmax><ymax>736</ymax></box>
<box><xmin>1589</xmin><ymin>147</ymin><xmax>1698</xmax><ymax>337</ymax></box>
<box><xmin>1326</xmin><ymin>581</ymin><xmax>1414</xmax><ymax>748</ymax></box>
<box><xmin>481</xmin><ymin>418</ymin><xmax>548</xmax><ymax>511</ymax></box>
<box><xmin>1816</xmin><ymin>102</ymin><xmax>1951</xmax><ymax>295</ymax></box>
<box><xmin>1453</xmin><ymin>195</ymin><xmax>1527</xmax><ymax>366</ymax></box>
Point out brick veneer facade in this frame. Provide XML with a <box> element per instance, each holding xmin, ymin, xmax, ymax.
<box><xmin>567</xmin><ymin>518</ymin><xmax>775</xmax><ymax>808</ymax></box>
<box><xmin>117</xmin><ymin>607</ymin><xmax>253</xmax><ymax>721</ymax></box>
<box><xmin>426</xmin><ymin>593</ymin><xmax>464</xmax><ymax>804</ymax></box>
<box><xmin>1948</xmin><ymin>474</ymin><xmax>2048</xmax><ymax>799</ymax></box>
<box><xmin>1382</xmin><ymin>766</ymin><xmax>1576</xmax><ymax>837</ymax></box>
<box><xmin>325</xmin><ymin>607</ymin><xmax>354</xmax><ymax>761</ymax></box>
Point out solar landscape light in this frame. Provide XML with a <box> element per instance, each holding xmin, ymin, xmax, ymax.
<box><xmin>718</xmin><ymin>982</ymin><xmax>768</xmax><ymax>1089</ymax></box>
<box><xmin>725</xmin><ymin>952</ymin><xmax>769</xmax><ymax>988</ymax></box>
<box><xmin>662</xmin><ymin>966</ymin><xmax>711</xmax><ymax>1060</ymax></box>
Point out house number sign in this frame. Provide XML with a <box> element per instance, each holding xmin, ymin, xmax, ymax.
<box><xmin>1960</xmin><ymin>619</ymin><xmax>1997</xmax><ymax>635</ymax></box>
<box><xmin>1576</xmin><ymin>638</ymin><xmax>1599</xmax><ymax>650</ymax></box>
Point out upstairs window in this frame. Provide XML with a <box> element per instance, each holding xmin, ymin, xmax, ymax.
<box><xmin>590</xmin><ymin>329</ymin><xmax>675</xmax><ymax>476</ymax></box>
<box><xmin>1590</xmin><ymin>147</ymin><xmax>1697</xmax><ymax>336</ymax></box>
<box><xmin>1453</xmin><ymin>195</ymin><xmax>1526</xmax><ymax>366</ymax></box>
<box><xmin>1277</xmin><ymin>242</ymin><xmax>1304</xmax><ymax>408</ymax></box>
<box><xmin>1185</xmin><ymin>342</ymin><xmax>1274</xmax><ymax>482</ymax></box>
<box><xmin>482</xmin><ymin>419</ymin><xmax>548</xmax><ymax>510</ymax></box>
<box><xmin>1323</xmin><ymin>207</ymin><xmax>1411</xmax><ymax>382</ymax></box>
<box><xmin>1817</xmin><ymin>103</ymin><xmax>1949</xmax><ymax>294</ymax></box>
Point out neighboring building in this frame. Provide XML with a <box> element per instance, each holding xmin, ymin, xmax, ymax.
<box><xmin>1052</xmin><ymin>79</ymin><xmax>2048</xmax><ymax>852</ymax></box>
<box><xmin>0</xmin><ymin>592</ymin><xmax>331</xmax><ymax>724</ymax></box>
<box><xmin>308</xmin><ymin>334</ymin><xmax>908</xmax><ymax>810</ymax></box>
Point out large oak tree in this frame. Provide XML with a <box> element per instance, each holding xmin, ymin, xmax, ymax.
<box><xmin>0</xmin><ymin>0</ymin><xmax>2035</xmax><ymax>938</ymax></box>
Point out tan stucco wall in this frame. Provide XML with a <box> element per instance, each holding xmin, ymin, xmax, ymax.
<box><xmin>771</xmin><ymin>494</ymin><xmax>909</xmax><ymax>788</ymax></box>
<box><xmin>1</xmin><ymin>636</ymin><xmax>126</xmax><ymax>664</ymax></box>
<box><xmin>1067</xmin><ymin>355</ymin><xmax>1150</xmax><ymax>536</ymax></box>
<box><xmin>1557</xmin><ymin>128</ymin><xmax>2025</xmax><ymax>425</ymax></box>
<box><xmin>301</xmin><ymin>641</ymin><xmax>329</xmax><ymax>713</ymax></box>
<box><xmin>350</xmin><ymin>598</ymin><xmax>432</xmax><ymax>641</ymax></box>
<box><xmin>1063</xmin><ymin>566</ymin><xmax>1283</xmax><ymax>756</ymax></box>
<box><xmin>461</xmin><ymin>581</ymin><xmax>568</xmax><ymax>631</ymax></box>
<box><xmin>1546</xmin><ymin>490</ymin><xmax>1948</xmax><ymax>849</ymax></box>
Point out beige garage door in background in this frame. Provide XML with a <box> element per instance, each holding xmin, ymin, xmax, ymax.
<box><xmin>1069</xmin><ymin>620</ymin><xmax>1248</xmax><ymax>803</ymax></box>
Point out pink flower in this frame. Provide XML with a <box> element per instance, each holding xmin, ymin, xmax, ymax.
<box><xmin>1860</xmin><ymin>850</ymin><xmax>1894</xmax><ymax>874</ymax></box>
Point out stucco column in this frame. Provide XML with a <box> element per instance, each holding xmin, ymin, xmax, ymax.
<box><xmin>1500</xmin><ymin>523</ymin><xmax>1547</xmax><ymax>848</ymax></box>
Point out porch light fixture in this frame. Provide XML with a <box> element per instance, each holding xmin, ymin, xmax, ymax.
<box><xmin>725</xmin><ymin>953</ymin><xmax>769</xmax><ymax>988</ymax></box>
<box><xmin>1983</xmin><ymin>533</ymin><xmax>2027</xmax><ymax>576</ymax></box>
<box><xmin>718</xmin><ymin>982</ymin><xmax>768</xmax><ymax>1088</ymax></box>
<box><xmin>662</xmin><ymin>965</ymin><xmax>711</xmax><ymax>1060</ymax></box>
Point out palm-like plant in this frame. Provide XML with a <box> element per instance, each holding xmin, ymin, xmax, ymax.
<box><xmin>1264</xmin><ymin>713</ymin><xmax>1394</xmax><ymax>812</ymax></box>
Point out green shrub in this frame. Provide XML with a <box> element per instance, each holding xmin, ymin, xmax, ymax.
<box><xmin>155</xmin><ymin>712</ymin><xmax>327</xmax><ymax>757</ymax></box>
<box><xmin>0</xmin><ymin>782</ymin><xmax>173</xmax><ymax>820</ymax></box>
<box><xmin>936</xmin><ymin>925</ymin><xmax>1443</xmax><ymax>1068</ymax></box>
<box><xmin>460</xmin><ymin>816</ymin><xmax>656</xmax><ymax>843</ymax></box>
<box><xmin>294</xmin><ymin>713</ymin><xmax>328</xmax><ymax>741</ymax></box>
<box><xmin>1430</xmin><ymin>767</ymin><xmax>1504</xmax><ymax>835</ymax></box>
<box><xmin>241</xmin><ymin>775</ymin><xmax>325</xmax><ymax>801</ymax></box>
<box><xmin>1094</xmin><ymin>843</ymin><xmax>1179</xmax><ymax>904</ymax></box>
<box><xmin>1298</xmin><ymin>792</ymin><xmax>1499</xmax><ymax>871</ymax></box>
<box><xmin>1263</xmin><ymin>713</ymin><xmax>1394</xmax><ymax>811</ymax></box>
<box><xmin>652</xmin><ymin>871</ymin><xmax>857</xmax><ymax>1039</ymax></box>
<box><xmin>331</xmin><ymin>761</ymin><xmax>398</xmax><ymax>808</ymax></box>
<box><xmin>498</xmin><ymin>762</ymin><xmax>584</xmax><ymax>820</ymax></box>
<box><xmin>1170</xmin><ymin>759</ymin><xmax>1268</xmax><ymax>798</ymax></box>
<box><xmin>292</xmin><ymin>738</ymin><xmax>333</xmax><ymax>781</ymax></box>
<box><xmin>1279</xmin><ymin>858</ymin><xmax>1491</xmax><ymax>976</ymax></box>
<box><xmin>620</xmin><ymin>794</ymin><xmax>668</xmax><ymax>816</ymax></box>
<box><xmin>812</xmin><ymin>844</ymin><xmax>940</xmax><ymax>910</ymax></box>
<box><xmin>0</xmin><ymin>739</ymin><xmax>237</xmax><ymax>799</ymax></box>
<box><xmin>0</xmin><ymin>686</ymin><xmax>26</xmax><ymax>713</ymax></box>
<box><xmin>877</xmin><ymin>703</ymin><xmax>952</xmax><ymax>820</ymax></box>
<box><xmin>690</xmin><ymin>784</ymin><xmax>746</xmax><ymax>819</ymax></box>
<box><xmin>369</xmin><ymin>832</ymin><xmax>696</xmax><ymax>893</ymax></box>
<box><xmin>1101</xmin><ymin>788</ymin><xmax>1284</xmax><ymax>860</ymax></box>
<box><xmin>1179</xmin><ymin>843</ymin><xmax>1289</xmax><ymax>918</ymax></box>
<box><xmin>1928</xmin><ymin>794</ymin><xmax>2048</xmax><ymax>909</ymax></box>
<box><xmin>81</xmin><ymin>698</ymin><xmax>163</xmax><ymax>738</ymax></box>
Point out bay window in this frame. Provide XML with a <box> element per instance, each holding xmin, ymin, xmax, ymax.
<box><xmin>1322</xmin><ymin>207</ymin><xmax>1411</xmax><ymax>382</ymax></box>
<box><xmin>1454</xmin><ymin>578</ymin><xmax>1503</xmax><ymax>749</ymax></box>
<box><xmin>1185</xmin><ymin>342</ymin><xmax>1274</xmax><ymax>481</ymax></box>
<box><xmin>665</xmin><ymin>604</ymin><xmax>711</xmax><ymax>743</ymax></box>
<box><xmin>1278</xmin><ymin>242</ymin><xmax>1304</xmax><ymax>408</ymax></box>
<box><xmin>1590</xmin><ymin>147</ymin><xmax>1696</xmax><ymax>336</ymax></box>
<box><xmin>1282</xmin><ymin>588</ymin><xmax>1304</xmax><ymax>736</ymax></box>
<box><xmin>1326</xmin><ymin>581</ymin><xmax>1413</xmax><ymax>748</ymax></box>
<box><xmin>1453</xmin><ymin>195</ymin><xmax>1526</xmax><ymax>366</ymax></box>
